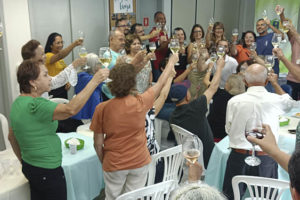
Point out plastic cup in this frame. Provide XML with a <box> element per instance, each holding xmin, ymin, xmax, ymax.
<box><xmin>70</xmin><ymin>144</ymin><xmax>77</xmax><ymax>154</ymax></box>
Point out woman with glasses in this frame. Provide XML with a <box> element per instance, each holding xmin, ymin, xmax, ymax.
<box><xmin>44</xmin><ymin>32</ymin><xmax>83</xmax><ymax>99</ymax></box>
<box><xmin>206</xmin><ymin>22</ymin><xmax>226</xmax><ymax>52</ymax></box>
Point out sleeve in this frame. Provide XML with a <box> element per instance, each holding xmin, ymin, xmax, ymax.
<box><xmin>50</xmin><ymin>64</ymin><xmax>77</xmax><ymax>89</ymax></box>
<box><xmin>28</xmin><ymin>98</ymin><xmax>58</xmax><ymax>122</ymax></box>
<box><xmin>45</xmin><ymin>52</ymin><xmax>54</xmax><ymax>65</ymax></box>
<box><xmin>190</xmin><ymin>95</ymin><xmax>208</xmax><ymax>116</ymax></box>
<box><xmin>140</xmin><ymin>87</ymin><xmax>155</xmax><ymax>110</ymax></box>
<box><xmin>90</xmin><ymin>104</ymin><xmax>105</xmax><ymax>134</ymax></box>
<box><xmin>236</xmin><ymin>45</ymin><xmax>243</xmax><ymax>55</ymax></box>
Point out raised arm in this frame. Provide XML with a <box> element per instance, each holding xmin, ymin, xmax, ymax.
<box><xmin>140</xmin><ymin>29</ymin><xmax>160</xmax><ymax>41</ymax></box>
<box><xmin>154</xmin><ymin>76</ymin><xmax>174</xmax><ymax>115</ymax></box>
<box><xmin>53</xmin><ymin>68</ymin><xmax>109</xmax><ymax>120</ymax></box>
<box><xmin>265</xmin><ymin>19</ymin><xmax>284</xmax><ymax>39</ymax></box>
<box><xmin>203</xmin><ymin>57</ymin><xmax>225</xmax><ymax>104</ymax></box>
<box><xmin>173</xmin><ymin>64</ymin><xmax>194</xmax><ymax>83</ymax></box>
<box><xmin>203</xmin><ymin>62</ymin><xmax>214</xmax><ymax>87</ymax></box>
<box><xmin>151</xmin><ymin>54</ymin><xmax>178</xmax><ymax>98</ymax></box>
<box><xmin>49</xmin><ymin>39</ymin><xmax>83</xmax><ymax>64</ymax></box>
<box><xmin>268</xmin><ymin>73</ymin><xmax>285</xmax><ymax>95</ymax></box>
<box><xmin>8</xmin><ymin>128</ymin><xmax>21</xmax><ymax>162</ymax></box>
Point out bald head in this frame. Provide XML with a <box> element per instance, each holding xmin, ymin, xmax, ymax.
<box><xmin>244</xmin><ymin>64</ymin><xmax>268</xmax><ymax>86</ymax></box>
<box><xmin>109</xmin><ymin>30</ymin><xmax>125</xmax><ymax>52</ymax></box>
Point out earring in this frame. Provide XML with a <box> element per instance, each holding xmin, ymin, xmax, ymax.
<box><xmin>34</xmin><ymin>86</ymin><xmax>37</xmax><ymax>91</ymax></box>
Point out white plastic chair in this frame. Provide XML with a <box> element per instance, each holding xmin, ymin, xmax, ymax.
<box><xmin>147</xmin><ymin>145</ymin><xmax>183</xmax><ymax>186</ymax></box>
<box><xmin>0</xmin><ymin>113</ymin><xmax>11</xmax><ymax>150</ymax></box>
<box><xmin>232</xmin><ymin>175</ymin><xmax>290</xmax><ymax>200</ymax></box>
<box><xmin>171</xmin><ymin>124</ymin><xmax>205</xmax><ymax>171</ymax></box>
<box><xmin>49</xmin><ymin>98</ymin><xmax>69</xmax><ymax>104</ymax></box>
<box><xmin>116</xmin><ymin>180</ymin><xmax>176</xmax><ymax>200</ymax></box>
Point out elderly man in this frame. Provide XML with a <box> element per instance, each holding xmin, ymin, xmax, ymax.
<box><xmin>115</xmin><ymin>18</ymin><xmax>130</xmax><ymax>35</ymax></box>
<box><xmin>222</xmin><ymin>64</ymin><xmax>298</xmax><ymax>199</ymax></box>
<box><xmin>256</xmin><ymin>19</ymin><xmax>284</xmax><ymax>75</ymax></box>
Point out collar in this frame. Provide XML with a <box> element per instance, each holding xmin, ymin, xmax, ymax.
<box><xmin>247</xmin><ymin>86</ymin><xmax>268</xmax><ymax>93</ymax></box>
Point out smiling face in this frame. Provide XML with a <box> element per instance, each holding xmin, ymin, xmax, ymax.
<box><xmin>175</xmin><ymin>29</ymin><xmax>185</xmax><ymax>43</ymax></box>
<box><xmin>51</xmin><ymin>36</ymin><xmax>63</xmax><ymax>53</ymax></box>
<box><xmin>130</xmin><ymin>38</ymin><xmax>141</xmax><ymax>55</ymax></box>
<box><xmin>193</xmin><ymin>27</ymin><xmax>203</xmax><ymax>41</ymax></box>
<box><xmin>244</xmin><ymin>32</ymin><xmax>255</xmax><ymax>47</ymax></box>
<box><xmin>155</xmin><ymin>13</ymin><xmax>166</xmax><ymax>26</ymax></box>
<box><xmin>256</xmin><ymin>20</ymin><xmax>267</xmax><ymax>35</ymax></box>
<box><xmin>110</xmin><ymin>30</ymin><xmax>125</xmax><ymax>52</ymax></box>
<box><xmin>214</xmin><ymin>25</ymin><xmax>224</xmax><ymax>38</ymax></box>
<box><xmin>135</xmin><ymin>25</ymin><xmax>145</xmax><ymax>36</ymax></box>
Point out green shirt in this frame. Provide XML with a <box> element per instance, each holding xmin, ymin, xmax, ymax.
<box><xmin>10</xmin><ymin>96</ymin><xmax>60</xmax><ymax>169</ymax></box>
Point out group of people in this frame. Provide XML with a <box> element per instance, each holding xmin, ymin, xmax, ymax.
<box><xmin>6</xmin><ymin>5</ymin><xmax>300</xmax><ymax>200</ymax></box>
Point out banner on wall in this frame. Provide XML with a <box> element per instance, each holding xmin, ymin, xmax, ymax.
<box><xmin>255</xmin><ymin>0</ymin><xmax>300</xmax><ymax>73</ymax></box>
<box><xmin>114</xmin><ymin>0</ymin><xmax>133</xmax><ymax>14</ymax></box>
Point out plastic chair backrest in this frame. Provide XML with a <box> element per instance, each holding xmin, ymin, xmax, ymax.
<box><xmin>232</xmin><ymin>175</ymin><xmax>290</xmax><ymax>200</ymax></box>
<box><xmin>49</xmin><ymin>98</ymin><xmax>69</xmax><ymax>104</ymax></box>
<box><xmin>171</xmin><ymin>124</ymin><xmax>205</xmax><ymax>171</ymax></box>
<box><xmin>147</xmin><ymin>145</ymin><xmax>183</xmax><ymax>186</ymax></box>
<box><xmin>116</xmin><ymin>180</ymin><xmax>176</xmax><ymax>200</ymax></box>
<box><xmin>0</xmin><ymin>113</ymin><xmax>10</xmax><ymax>150</ymax></box>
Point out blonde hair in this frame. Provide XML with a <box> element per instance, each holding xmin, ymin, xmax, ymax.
<box><xmin>85</xmin><ymin>53</ymin><xmax>100</xmax><ymax>74</ymax></box>
<box><xmin>226</xmin><ymin>74</ymin><xmax>245</xmax><ymax>96</ymax></box>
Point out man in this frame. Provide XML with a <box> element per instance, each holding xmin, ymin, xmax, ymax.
<box><xmin>149</xmin><ymin>11</ymin><xmax>169</xmax><ymax>82</ymax></box>
<box><xmin>130</xmin><ymin>23</ymin><xmax>159</xmax><ymax>41</ymax></box>
<box><xmin>169</xmin><ymin>57</ymin><xmax>225</xmax><ymax>168</ymax></box>
<box><xmin>222</xmin><ymin>64</ymin><xmax>298</xmax><ymax>199</ymax></box>
<box><xmin>256</xmin><ymin>18</ymin><xmax>284</xmax><ymax>75</ymax></box>
<box><xmin>212</xmin><ymin>40</ymin><xmax>238</xmax><ymax>89</ymax></box>
<box><xmin>248</xmin><ymin>125</ymin><xmax>300</xmax><ymax>200</ymax></box>
<box><xmin>279</xmin><ymin>8</ymin><xmax>300</xmax><ymax>100</ymax></box>
<box><xmin>115</xmin><ymin>18</ymin><xmax>130</xmax><ymax>35</ymax></box>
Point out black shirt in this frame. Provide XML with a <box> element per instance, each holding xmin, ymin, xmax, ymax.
<box><xmin>169</xmin><ymin>95</ymin><xmax>215</xmax><ymax>168</ymax></box>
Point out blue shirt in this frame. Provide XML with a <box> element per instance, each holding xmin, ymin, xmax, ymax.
<box><xmin>72</xmin><ymin>72</ymin><xmax>104</xmax><ymax>120</ymax></box>
<box><xmin>256</xmin><ymin>32</ymin><xmax>279</xmax><ymax>74</ymax></box>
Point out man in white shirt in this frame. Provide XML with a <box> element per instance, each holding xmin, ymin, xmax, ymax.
<box><xmin>222</xmin><ymin>63</ymin><xmax>298</xmax><ymax>199</ymax></box>
<box><xmin>212</xmin><ymin>40</ymin><xmax>238</xmax><ymax>89</ymax></box>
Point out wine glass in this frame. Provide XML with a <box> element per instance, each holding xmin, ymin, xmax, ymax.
<box><xmin>149</xmin><ymin>42</ymin><xmax>156</xmax><ymax>60</ymax></box>
<box><xmin>210</xmin><ymin>52</ymin><xmax>218</xmax><ymax>63</ymax></box>
<box><xmin>78</xmin><ymin>46</ymin><xmax>89</xmax><ymax>71</ymax></box>
<box><xmin>99</xmin><ymin>47</ymin><xmax>112</xmax><ymax>82</ymax></box>
<box><xmin>78</xmin><ymin>30</ymin><xmax>85</xmax><ymax>43</ymax></box>
<box><xmin>182</xmin><ymin>135</ymin><xmax>200</xmax><ymax>164</ymax></box>
<box><xmin>217</xmin><ymin>46</ymin><xmax>225</xmax><ymax>58</ymax></box>
<box><xmin>0</xmin><ymin>22</ymin><xmax>3</xmax><ymax>38</ymax></box>
<box><xmin>244</xmin><ymin>115</ymin><xmax>263</xmax><ymax>166</ymax></box>
<box><xmin>282</xmin><ymin>21</ymin><xmax>290</xmax><ymax>33</ymax></box>
<box><xmin>262</xmin><ymin>10</ymin><xmax>268</xmax><ymax>21</ymax></box>
<box><xmin>265</xmin><ymin>55</ymin><xmax>275</xmax><ymax>73</ymax></box>
<box><xmin>232</xmin><ymin>28</ymin><xmax>239</xmax><ymax>44</ymax></box>
<box><xmin>163</xmin><ymin>25</ymin><xmax>168</xmax><ymax>35</ymax></box>
<box><xmin>275</xmin><ymin>5</ymin><xmax>283</xmax><ymax>16</ymax></box>
<box><xmin>170</xmin><ymin>39</ymin><xmax>180</xmax><ymax>54</ymax></box>
<box><xmin>209</xmin><ymin>17</ymin><xmax>214</xmax><ymax>27</ymax></box>
<box><xmin>199</xmin><ymin>38</ymin><xmax>206</xmax><ymax>48</ymax></box>
<box><xmin>249</xmin><ymin>42</ymin><xmax>257</xmax><ymax>51</ymax></box>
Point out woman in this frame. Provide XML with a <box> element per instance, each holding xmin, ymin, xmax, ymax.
<box><xmin>167</xmin><ymin>27</ymin><xmax>188</xmax><ymax>78</ymax></box>
<box><xmin>206</xmin><ymin>22</ymin><xmax>226</xmax><ymax>52</ymax></box>
<box><xmin>45</xmin><ymin>32</ymin><xmax>83</xmax><ymax>99</ymax></box>
<box><xmin>124</xmin><ymin>34</ymin><xmax>153</xmax><ymax>93</ymax></box>
<box><xmin>8</xmin><ymin>60</ymin><xmax>109</xmax><ymax>200</ymax></box>
<box><xmin>187</xmin><ymin>24</ymin><xmax>205</xmax><ymax>64</ymax></box>
<box><xmin>21</xmin><ymin>39</ymin><xmax>85</xmax><ymax>99</ymax></box>
<box><xmin>230</xmin><ymin>31</ymin><xmax>257</xmax><ymax>63</ymax></box>
<box><xmin>91</xmin><ymin>53</ymin><xmax>178</xmax><ymax>199</ymax></box>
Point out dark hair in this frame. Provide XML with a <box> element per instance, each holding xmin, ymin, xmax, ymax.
<box><xmin>236</xmin><ymin>59</ymin><xmax>255</xmax><ymax>73</ymax></box>
<box><xmin>190</xmin><ymin>24</ymin><xmax>205</xmax><ymax>42</ymax></box>
<box><xmin>241</xmin><ymin>31</ymin><xmax>256</xmax><ymax>48</ymax></box>
<box><xmin>211</xmin><ymin>22</ymin><xmax>226</xmax><ymax>42</ymax></box>
<box><xmin>17</xmin><ymin>60</ymin><xmax>40</xmax><ymax>93</ymax></box>
<box><xmin>173</xmin><ymin>27</ymin><xmax>186</xmax><ymax>40</ymax></box>
<box><xmin>257</xmin><ymin>18</ymin><xmax>265</xmax><ymax>23</ymax></box>
<box><xmin>125</xmin><ymin>34</ymin><xmax>142</xmax><ymax>54</ymax></box>
<box><xmin>154</xmin><ymin>11</ymin><xmax>164</xmax><ymax>19</ymax></box>
<box><xmin>130</xmin><ymin>23</ymin><xmax>143</xmax><ymax>34</ymax></box>
<box><xmin>21</xmin><ymin>40</ymin><xmax>40</xmax><ymax>60</ymax></box>
<box><xmin>45</xmin><ymin>32</ymin><xmax>62</xmax><ymax>53</ymax></box>
<box><xmin>288</xmin><ymin>150</ymin><xmax>300</xmax><ymax>194</ymax></box>
<box><xmin>116</xmin><ymin>18</ymin><xmax>127</xmax><ymax>27</ymax></box>
<box><xmin>108</xmin><ymin>63</ymin><xmax>137</xmax><ymax>97</ymax></box>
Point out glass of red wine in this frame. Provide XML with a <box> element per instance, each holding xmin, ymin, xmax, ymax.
<box><xmin>244</xmin><ymin>116</ymin><xmax>264</xmax><ymax>166</ymax></box>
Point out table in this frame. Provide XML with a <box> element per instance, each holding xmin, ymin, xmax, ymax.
<box><xmin>205</xmin><ymin>108</ymin><xmax>299</xmax><ymax>200</ymax></box>
<box><xmin>0</xmin><ymin>132</ymin><xmax>104</xmax><ymax>200</ymax></box>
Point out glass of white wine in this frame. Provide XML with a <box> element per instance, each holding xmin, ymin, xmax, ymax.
<box><xmin>282</xmin><ymin>21</ymin><xmax>290</xmax><ymax>33</ymax></box>
<box><xmin>78</xmin><ymin>30</ymin><xmax>85</xmax><ymax>40</ymax></box>
<box><xmin>78</xmin><ymin>46</ymin><xmax>89</xmax><ymax>71</ymax></box>
<box><xmin>275</xmin><ymin>5</ymin><xmax>283</xmax><ymax>16</ymax></box>
<box><xmin>249</xmin><ymin>42</ymin><xmax>257</xmax><ymax>51</ymax></box>
<box><xmin>99</xmin><ymin>47</ymin><xmax>112</xmax><ymax>82</ymax></box>
<box><xmin>182</xmin><ymin>135</ymin><xmax>200</xmax><ymax>165</ymax></box>
<box><xmin>0</xmin><ymin>22</ymin><xmax>3</xmax><ymax>38</ymax></box>
<box><xmin>149</xmin><ymin>42</ymin><xmax>156</xmax><ymax>60</ymax></box>
<box><xmin>217</xmin><ymin>46</ymin><xmax>225</xmax><ymax>58</ymax></box>
<box><xmin>265</xmin><ymin>55</ymin><xmax>275</xmax><ymax>73</ymax></box>
<box><xmin>209</xmin><ymin>17</ymin><xmax>214</xmax><ymax>27</ymax></box>
<box><xmin>210</xmin><ymin>52</ymin><xmax>218</xmax><ymax>63</ymax></box>
<box><xmin>262</xmin><ymin>10</ymin><xmax>268</xmax><ymax>21</ymax></box>
<box><xmin>170</xmin><ymin>39</ymin><xmax>180</xmax><ymax>65</ymax></box>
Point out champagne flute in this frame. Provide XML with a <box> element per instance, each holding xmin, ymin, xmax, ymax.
<box><xmin>275</xmin><ymin>5</ymin><xmax>282</xmax><ymax>16</ymax></box>
<box><xmin>209</xmin><ymin>17</ymin><xmax>214</xmax><ymax>27</ymax></box>
<box><xmin>249</xmin><ymin>42</ymin><xmax>257</xmax><ymax>51</ymax></box>
<box><xmin>182</xmin><ymin>135</ymin><xmax>200</xmax><ymax>164</ymax></box>
<box><xmin>262</xmin><ymin>10</ymin><xmax>268</xmax><ymax>21</ymax></box>
<box><xmin>244</xmin><ymin>115</ymin><xmax>264</xmax><ymax>166</ymax></box>
<box><xmin>78</xmin><ymin>30</ymin><xmax>85</xmax><ymax>44</ymax></box>
<box><xmin>170</xmin><ymin>39</ymin><xmax>180</xmax><ymax>54</ymax></box>
<box><xmin>265</xmin><ymin>55</ymin><xmax>275</xmax><ymax>73</ymax></box>
<box><xmin>232</xmin><ymin>28</ymin><xmax>239</xmax><ymax>44</ymax></box>
<box><xmin>78</xmin><ymin>46</ymin><xmax>89</xmax><ymax>71</ymax></box>
<box><xmin>99</xmin><ymin>47</ymin><xmax>112</xmax><ymax>82</ymax></box>
<box><xmin>217</xmin><ymin>46</ymin><xmax>225</xmax><ymax>58</ymax></box>
<box><xmin>163</xmin><ymin>25</ymin><xmax>168</xmax><ymax>35</ymax></box>
<box><xmin>210</xmin><ymin>52</ymin><xmax>218</xmax><ymax>63</ymax></box>
<box><xmin>149</xmin><ymin>42</ymin><xmax>156</xmax><ymax>60</ymax></box>
<box><xmin>0</xmin><ymin>22</ymin><xmax>3</xmax><ymax>38</ymax></box>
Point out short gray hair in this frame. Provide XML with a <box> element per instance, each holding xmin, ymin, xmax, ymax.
<box><xmin>244</xmin><ymin>64</ymin><xmax>267</xmax><ymax>84</ymax></box>
<box><xmin>170</xmin><ymin>183</ymin><xmax>227</xmax><ymax>200</ymax></box>
<box><xmin>86</xmin><ymin>53</ymin><xmax>100</xmax><ymax>74</ymax></box>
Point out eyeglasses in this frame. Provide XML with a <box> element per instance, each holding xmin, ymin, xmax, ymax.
<box><xmin>54</xmin><ymin>41</ymin><xmax>64</xmax><ymax>45</ymax></box>
<box><xmin>117</xmin><ymin>24</ymin><xmax>130</xmax><ymax>28</ymax></box>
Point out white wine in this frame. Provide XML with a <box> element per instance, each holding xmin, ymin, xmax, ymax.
<box><xmin>170</xmin><ymin>47</ymin><xmax>180</xmax><ymax>54</ymax></box>
<box><xmin>99</xmin><ymin>58</ymin><xmax>112</xmax><ymax>67</ymax></box>
<box><xmin>283</xmin><ymin>27</ymin><xmax>289</xmax><ymax>33</ymax></box>
<box><xmin>265</xmin><ymin>63</ymin><xmax>272</xmax><ymax>71</ymax></box>
<box><xmin>149</xmin><ymin>47</ymin><xmax>156</xmax><ymax>53</ymax></box>
<box><xmin>272</xmin><ymin>42</ymin><xmax>279</xmax><ymax>48</ymax></box>
<box><xmin>183</xmin><ymin>149</ymin><xmax>200</xmax><ymax>164</ymax></box>
<box><xmin>79</xmin><ymin>53</ymin><xmax>87</xmax><ymax>58</ymax></box>
<box><xmin>210</xmin><ymin>57</ymin><xmax>217</xmax><ymax>62</ymax></box>
<box><xmin>217</xmin><ymin>52</ymin><xmax>224</xmax><ymax>58</ymax></box>
<box><xmin>232</xmin><ymin>33</ymin><xmax>238</xmax><ymax>36</ymax></box>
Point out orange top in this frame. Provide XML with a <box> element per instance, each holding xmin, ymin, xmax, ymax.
<box><xmin>90</xmin><ymin>88</ymin><xmax>155</xmax><ymax>172</ymax></box>
<box><xmin>235</xmin><ymin>45</ymin><xmax>250</xmax><ymax>64</ymax></box>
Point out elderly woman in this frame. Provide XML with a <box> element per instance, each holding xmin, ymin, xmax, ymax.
<box><xmin>91</xmin><ymin>53</ymin><xmax>178</xmax><ymax>199</ymax></box>
<box><xmin>206</xmin><ymin>22</ymin><xmax>226</xmax><ymax>52</ymax></box>
<box><xmin>8</xmin><ymin>60</ymin><xmax>109</xmax><ymax>200</ymax></box>
<box><xmin>124</xmin><ymin>34</ymin><xmax>153</xmax><ymax>93</ymax></box>
<box><xmin>45</xmin><ymin>32</ymin><xmax>83</xmax><ymax>98</ymax></box>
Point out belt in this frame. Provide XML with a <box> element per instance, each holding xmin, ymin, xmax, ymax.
<box><xmin>232</xmin><ymin>148</ymin><xmax>268</xmax><ymax>156</ymax></box>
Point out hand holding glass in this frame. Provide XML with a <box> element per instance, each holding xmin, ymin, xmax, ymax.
<box><xmin>78</xmin><ymin>47</ymin><xmax>89</xmax><ymax>70</ymax></box>
<box><xmin>99</xmin><ymin>47</ymin><xmax>112</xmax><ymax>68</ymax></box>
<box><xmin>217</xmin><ymin>46</ymin><xmax>225</xmax><ymax>58</ymax></box>
<box><xmin>265</xmin><ymin>55</ymin><xmax>275</xmax><ymax>72</ymax></box>
<box><xmin>182</xmin><ymin>136</ymin><xmax>200</xmax><ymax>164</ymax></box>
<box><xmin>149</xmin><ymin>42</ymin><xmax>156</xmax><ymax>60</ymax></box>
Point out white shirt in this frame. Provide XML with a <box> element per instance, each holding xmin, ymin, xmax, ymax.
<box><xmin>226</xmin><ymin>86</ymin><xmax>298</xmax><ymax>151</ymax></box>
<box><xmin>212</xmin><ymin>55</ymin><xmax>238</xmax><ymax>89</ymax></box>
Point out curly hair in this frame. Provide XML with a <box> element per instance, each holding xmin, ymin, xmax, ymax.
<box><xmin>108</xmin><ymin>63</ymin><xmax>137</xmax><ymax>97</ymax></box>
<box><xmin>17</xmin><ymin>60</ymin><xmax>40</xmax><ymax>93</ymax></box>
<box><xmin>21</xmin><ymin>40</ymin><xmax>40</xmax><ymax>60</ymax></box>
<box><xmin>125</xmin><ymin>34</ymin><xmax>141</xmax><ymax>54</ymax></box>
